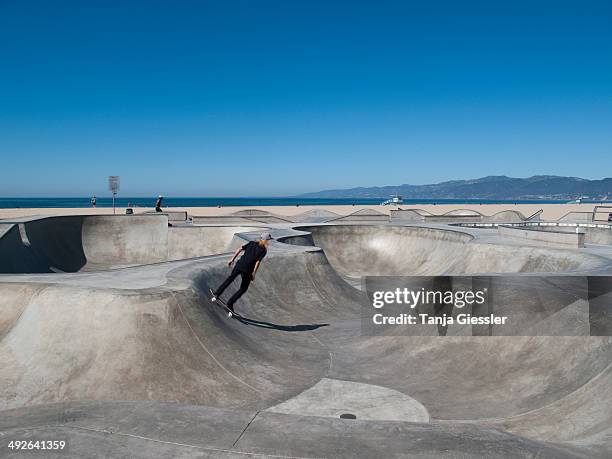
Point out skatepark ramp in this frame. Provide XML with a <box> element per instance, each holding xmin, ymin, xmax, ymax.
<box><xmin>290</xmin><ymin>224</ymin><xmax>608</xmax><ymax>279</ymax></box>
<box><xmin>0</xmin><ymin>215</ymin><xmax>262</xmax><ymax>273</ymax></box>
<box><xmin>1</xmin><ymin>221</ymin><xmax>612</xmax><ymax>457</ymax></box>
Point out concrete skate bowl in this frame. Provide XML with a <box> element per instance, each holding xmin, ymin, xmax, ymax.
<box><xmin>0</xmin><ymin>215</ymin><xmax>262</xmax><ymax>273</ymax></box>
<box><xmin>2</xmin><ymin>222</ymin><xmax>612</xmax><ymax>457</ymax></box>
<box><xmin>287</xmin><ymin>225</ymin><xmax>609</xmax><ymax>282</ymax></box>
<box><xmin>2</xmin><ymin>245</ymin><xmax>611</xmax><ymax>457</ymax></box>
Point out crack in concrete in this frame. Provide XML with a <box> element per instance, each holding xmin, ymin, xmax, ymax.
<box><xmin>232</xmin><ymin>410</ymin><xmax>260</xmax><ymax>448</ymax></box>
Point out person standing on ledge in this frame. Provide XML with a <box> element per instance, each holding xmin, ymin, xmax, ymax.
<box><xmin>91</xmin><ymin>195</ymin><xmax>97</xmax><ymax>208</ymax></box>
<box><xmin>155</xmin><ymin>195</ymin><xmax>163</xmax><ymax>212</ymax></box>
<box><xmin>211</xmin><ymin>232</ymin><xmax>272</xmax><ymax>317</ymax></box>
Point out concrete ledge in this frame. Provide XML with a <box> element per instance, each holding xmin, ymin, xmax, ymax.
<box><xmin>498</xmin><ymin>225</ymin><xmax>585</xmax><ymax>248</ymax></box>
<box><xmin>144</xmin><ymin>210</ymin><xmax>187</xmax><ymax>221</ymax></box>
<box><xmin>192</xmin><ymin>215</ymin><xmax>264</xmax><ymax>224</ymax></box>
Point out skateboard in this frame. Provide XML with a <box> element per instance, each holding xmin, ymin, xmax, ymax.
<box><xmin>209</xmin><ymin>289</ymin><xmax>243</xmax><ymax>319</ymax></box>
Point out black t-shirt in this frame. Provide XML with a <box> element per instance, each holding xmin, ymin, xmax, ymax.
<box><xmin>235</xmin><ymin>241</ymin><xmax>267</xmax><ymax>273</ymax></box>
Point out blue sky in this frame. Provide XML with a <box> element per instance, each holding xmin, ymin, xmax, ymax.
<box><xmin>1</xmin><ymin>0</ymin><xmax>611</xmax><ymax>197</ymax></box>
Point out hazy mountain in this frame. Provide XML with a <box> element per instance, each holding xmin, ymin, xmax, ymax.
<box><xmin>299</xmin><ymin>176</ymin><xmax>612</xmax><ymax>200</ymax></box>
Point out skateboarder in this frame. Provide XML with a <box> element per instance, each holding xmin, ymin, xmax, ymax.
<box><xmin>211</xmin><ymin>232</ymin><xmax>272</xmax><ymax>317</ymax></box>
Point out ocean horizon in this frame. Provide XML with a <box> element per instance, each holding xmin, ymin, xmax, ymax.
<box><xmin>0</xmin><ymin>197</ymin><xmax>604</xmax><ymax>209</ymax></box>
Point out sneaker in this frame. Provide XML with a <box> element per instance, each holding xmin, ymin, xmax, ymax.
<box><xmin>227</xmin><ymin>310</ymin><xmax>233</xmax><ymax>318</ymax></box>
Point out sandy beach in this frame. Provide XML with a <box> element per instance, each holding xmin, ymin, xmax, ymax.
<box><xmin>0</xmin><ymin>203</ymin><xmax>604</xmax><ymax>221</ymax></box>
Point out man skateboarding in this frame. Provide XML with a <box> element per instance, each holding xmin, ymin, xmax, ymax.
<box><xmin>211</xmin><ymin>232</ymin><xmax>272</xmax><ymax>317</ymax></box>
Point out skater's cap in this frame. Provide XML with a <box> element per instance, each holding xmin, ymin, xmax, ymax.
<box><xmin>260</xmin><ymin>232</ymin><xmax>272</xmax><ymax>240</ymax></box>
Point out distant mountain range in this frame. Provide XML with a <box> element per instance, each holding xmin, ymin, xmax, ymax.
<box><xmin>299</xmin><ymin>176</ymin><xmax>612</xmax><ymax>200</ymax></box>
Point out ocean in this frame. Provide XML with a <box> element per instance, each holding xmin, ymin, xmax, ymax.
<box><xmin>0</xmin><ymin>197</ymin><xmax>601</xmax><ymax>209</ymax></box>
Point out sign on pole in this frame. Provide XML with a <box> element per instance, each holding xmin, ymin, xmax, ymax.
<box><xmin>108</xmin><ymin>176</ymin><xmax>120</xmax><ymax>215</ymax></box>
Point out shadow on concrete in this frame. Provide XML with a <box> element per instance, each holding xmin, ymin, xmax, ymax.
<box><xmin>235</xmin><ymin>315</ymin><xmax>329</xmax><ymax>332</ymax></box>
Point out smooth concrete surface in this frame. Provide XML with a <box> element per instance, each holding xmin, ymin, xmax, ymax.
<box><xmin>515</xmin><ymin>222</ymin><xmax>612</xmax><ymax>245</ymax></box>
<box><xmin>0</xmin><ymin>215</ymin><xmax>263</xmax><ymax>273</ymax></box>
<box><xmin>290</xmin><ymin>224</ymin><xmax>608</xmax><ymax>279</ymax></box>
<box><xmin>145</xmin><ymin>210</ymin><xmax>188</xmax><ymax>221</ymax></box>
<box><xmin>454</xmin><ymin>221</ymin><xmax>612</xmax><ymax>246</ymax></box>
<box><xmin>266</xmin><ymin>377</ymin><xmax>430</xmax><ymax>422</ymax></box>
<box><xmin>167</xmin><ymin>225</ymin><xmax>262</xmax><ymax>261</ymax></box>
<box><xmin>0</xmin><ymin>401</ymin><xmax>586</xmax><ymax>459</ymax></box>
<box><xmin>498</xmin><ymin>224</ymin><xmax>585</xmax><ymax>248</ymax></box>
<box><xmin>1</xmin><ymin>216</ymin><xmax>612</xmax><ymax>457</ymax></box>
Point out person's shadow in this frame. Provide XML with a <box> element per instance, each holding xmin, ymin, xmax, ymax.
<box><xmin>234</xmin><ymin>314</ymin><xmax>329</xmax><ymax>332</ymax></box>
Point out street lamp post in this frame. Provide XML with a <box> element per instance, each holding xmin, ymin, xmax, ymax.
<box><xmin>108</xmin><ymin>176</ymin><xmax>120</xmax><ymax>215</ymax></box>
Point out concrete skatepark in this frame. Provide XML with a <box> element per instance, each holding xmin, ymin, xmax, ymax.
<box><xmin>1</xmin><ymin>211</ymin><xmax>612</xmax><ymax>458</ymax></box>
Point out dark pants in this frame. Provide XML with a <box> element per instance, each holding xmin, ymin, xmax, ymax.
<box><xmin>215</xmin><ymin>268</ymin><xmax>252</xmax><ymax>309</ymax></box>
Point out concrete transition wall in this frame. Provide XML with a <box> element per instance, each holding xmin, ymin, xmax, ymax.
<box><xmin>167</xmin><ymin>225</ymin><xmax>261</xmax><ymax>261</ymax></box>
<box><xmin>288</xmin><ymin>225</ymin><xmax>604</xmax><ymax>278</ymax></box>
<box><xmin>0</xmin><ymin>215</ymin><xmax>261</xmax><ymax>273</ymax></box>
<box><xmin>1</xmin><ymin>248</ymin><xmax>611</xmax><ymax>457</ymax></box>
<box><xmin>1</xmin><ymin>222</ymin><xmax>612</xmax><ymax>456</ymax></box>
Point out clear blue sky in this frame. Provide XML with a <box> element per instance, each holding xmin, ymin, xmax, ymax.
<box><xmin>1</xmin><ymin>1</ymin><xmax>611</xmax><ymax>197</ymax></box>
